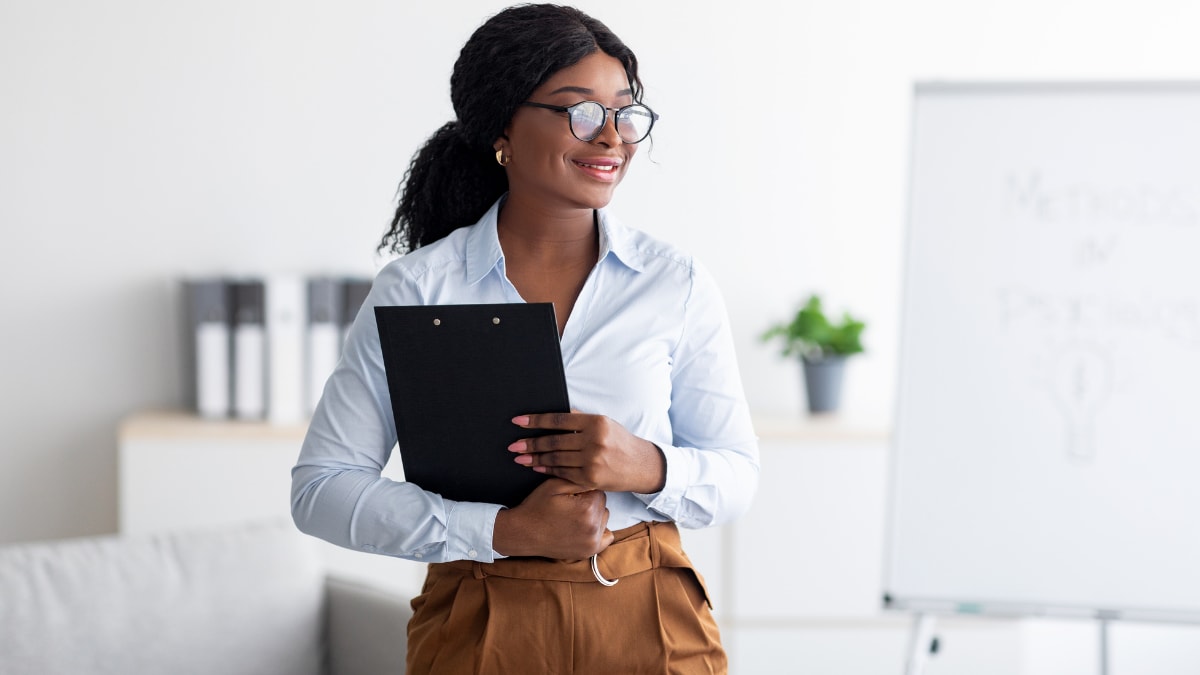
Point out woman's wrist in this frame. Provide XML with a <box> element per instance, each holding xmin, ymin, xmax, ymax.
<box><xmin>635</xmin><ymin>440</ymin><xmax>667</xmax><ymax>494</ymax></box>
<box><xmin>493</xmin><ymin>507</ymin><xmax>533</xmax><ymax>558</ymax></box>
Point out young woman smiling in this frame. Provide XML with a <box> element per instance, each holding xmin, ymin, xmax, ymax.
<box><xmin>292</xmin><ymin>5</ymin><xmax>759</xmax><ymax>673</ymax></box>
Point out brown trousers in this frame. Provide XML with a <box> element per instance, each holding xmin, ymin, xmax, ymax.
<box><xmin>406</xmin><ymin>521</ymin><xmax>726</xmax><ymax>675</ymax></box>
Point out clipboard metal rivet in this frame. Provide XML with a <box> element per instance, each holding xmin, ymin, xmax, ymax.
<box><xmin>433</xmin><ymin>319</ymin><xmax>441</xmax><ymax>326</ymax></box>
<box><xmin>492</xmin><ymin>317</ymin><xmax>501</xmax><ymax>324</ymax></box>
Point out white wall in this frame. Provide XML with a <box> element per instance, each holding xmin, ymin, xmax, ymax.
<box><xmin>2</xmin><ymin>0</ymin><xmax>1197</xmax><ymax>547</ymax></box>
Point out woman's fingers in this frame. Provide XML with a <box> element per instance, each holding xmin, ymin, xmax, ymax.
<box><xmin>508</xmin><ymin>412</ymin><xmax>661</xmax><ymax>492</ymax></box>
<box><xmin>512</xmin><ymin>412</ymin><xmax>587</xmax><ymax>431</ymax></box>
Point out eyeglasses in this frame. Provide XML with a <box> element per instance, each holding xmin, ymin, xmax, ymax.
<box><xmin>521</xmin><ymin>100</ymin><xmax>659</xmax><ymax>144</ymax></box>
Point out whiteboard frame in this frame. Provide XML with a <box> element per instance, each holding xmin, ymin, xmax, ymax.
<box><xmin>883</xmin><ymin>80</ymin><xmax>1200</xmax><ymax>625</ymax></box>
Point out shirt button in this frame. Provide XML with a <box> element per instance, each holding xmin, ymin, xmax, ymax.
<box><xmin>414</xmin><ymin>552</ymin><xmax>423</xmax><ymax>559</ymax></box>
<box><xmin>468</xmin><ymin>549</ymin><xmax>478</xmax><ymax>558</ymax></box>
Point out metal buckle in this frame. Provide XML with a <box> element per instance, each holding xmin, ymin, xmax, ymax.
<box><xmin>590</xmin><ymin>553</ymin><xmax>618</xmax><ymax>586</ymax></box>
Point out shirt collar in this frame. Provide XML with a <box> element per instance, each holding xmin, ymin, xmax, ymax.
<box><xmin>464</xmin><ymin>195</ymin><xmax>645</xmax><ymax>285</ymax></box>
<box><xmin>596</xmin><ymin>208</ymin><xmax>644</xmax><ymax>273</ymax></box>
<box><xmin>464</xmin><ymin>198</ymin><xmax>506</xmax><ymax>285</ymax></box>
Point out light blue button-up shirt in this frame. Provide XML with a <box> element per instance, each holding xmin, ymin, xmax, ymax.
<box><xmin>291</xmin><ymin>197</ymin><xmax>759</xmax><ymax>563</ymax></box>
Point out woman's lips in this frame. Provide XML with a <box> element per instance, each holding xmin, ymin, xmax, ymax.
<box><xmin>573</xmin><ymin>159</ymin><xmax>622</xmax><ymax>181</ymax></box>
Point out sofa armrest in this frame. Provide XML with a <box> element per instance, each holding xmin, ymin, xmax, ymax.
<box><xmin>325</xmin><ymin>575</ymin><xmax>413</xmax><ymax>675</ymax></box>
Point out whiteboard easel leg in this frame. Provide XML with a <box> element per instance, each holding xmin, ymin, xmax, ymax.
<box><xmin>1099</xmin><ymin>619</ymin><xmax>1110</xmax><ymax>675</ymax></box>
<box><xmin>904</xmin><ymin>613</ymin><xmax>938</xmax><ymax>675</ymax></box>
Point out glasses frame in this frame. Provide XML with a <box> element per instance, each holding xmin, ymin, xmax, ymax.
<box><xmin>521</xmin><ymin>100</ymin><xmax>659</xmax><ymax>144</ymax></box>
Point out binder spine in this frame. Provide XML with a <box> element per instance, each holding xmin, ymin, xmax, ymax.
<box><xmin>185</xmin><ymin>279</ymin><xmax>231</xmax><ymax>419</ymax></box>
<box><xmin>340</xmin><ymin>277</ymin><xmax>373</xmax><ymax>346</ymax></box>
<box><xmin>306</xmin><ymin>277</ymin><xmax>344</xmax><ymax>413</ymax></box>
<box><xmin>266</xmin><ymin>276</ymin><xmax>306</xmax><ymax>425</ymax></box>
<box><xmin>231</xmin><ymin>279</ymin><xmax>266</xmax><ymax>420</ymax></box>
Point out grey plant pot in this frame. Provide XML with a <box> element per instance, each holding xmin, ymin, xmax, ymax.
<box><xmin>801</xmin><ymin>355</ymin><xmax>846</xmax><ymax>414</ymax></box>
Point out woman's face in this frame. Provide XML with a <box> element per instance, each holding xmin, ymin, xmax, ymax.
<box><xmin>499</xmin><ymin>51</ymin><xmax>639</xmax><ymax>212</ymax></box>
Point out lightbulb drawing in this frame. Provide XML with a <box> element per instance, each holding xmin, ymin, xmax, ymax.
<box><xmin>1049</xmin><ymin>344</ymin><xmax>1114</xmax><ymax>461</ymax></box>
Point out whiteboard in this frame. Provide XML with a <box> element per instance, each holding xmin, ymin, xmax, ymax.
<box><xmin>885</xmin><ymin>82</ymin><xmax>1200</xmax><ymax>622</ymax></box>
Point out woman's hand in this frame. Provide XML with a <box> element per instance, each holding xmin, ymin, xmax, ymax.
<box><xmin>508</xmin><ymin>412</ymin><xmax>666</xmax><ymax>494</ymax></box>
<box><xmin>493</xmin><ymin>478</ymin><xmax>614</xmax><ymax>560</ymax></box>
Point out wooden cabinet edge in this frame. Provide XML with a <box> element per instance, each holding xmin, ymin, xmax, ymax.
<box><xmin>117</xmin><ymin>410</ymin><xmax>890</xmax><ymax>444</ymax></box>
<box><xmin>751</xmin><ymin>414</ymin><xmax>892</xmax><ymax>443</ymax></box>
<box><xmin>118</xmin><ymin>410</ymin><xmax>309</xmax><ymax>443</ymax></box>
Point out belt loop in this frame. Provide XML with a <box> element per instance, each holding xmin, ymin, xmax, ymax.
<box><xmin>648</xmin><ymin>521</ymin><xmax>662</xmax><ymax>568</ymax></box>
<box><xmin>472</xmin><ymin>561</ymin><xmax>487</xmax><ymax>580</ymax></box>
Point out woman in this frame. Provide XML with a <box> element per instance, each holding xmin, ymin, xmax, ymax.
<box><xmin>292</xmin><ymin>5</ymin><xmax>759</xmax><ymax>673</ymax></box>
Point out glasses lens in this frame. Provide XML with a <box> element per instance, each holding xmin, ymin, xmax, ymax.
<box><xmin>569</xmin><ymin>102</ymin><xmax>607</xmax><ymax>141</ymax></box>
<box><xmin>616</xmin><ymin>105</ymin><xmax>655</xmax><ymax>143</ymax></box>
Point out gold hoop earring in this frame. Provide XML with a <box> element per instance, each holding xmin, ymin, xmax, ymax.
<box><xmin>495</xmin><ymin>149</ymin><xmax>510</xmax><ymax>167</ymax></box>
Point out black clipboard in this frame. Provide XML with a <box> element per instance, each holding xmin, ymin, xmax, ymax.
<box><xmin>374</xmin><ymin>303</ymin><xmax>571</xmax><ymax>507</ymax></box>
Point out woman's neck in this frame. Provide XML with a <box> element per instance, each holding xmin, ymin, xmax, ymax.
<box><xmin>495</xmin><ymin>196</ymin><xmax>600</xmax><ymax>335</ymax></box>
<box><xmin>496</xmin><ymin>196</ymin><xmax>599</xmax><ymax>268</ymax></box>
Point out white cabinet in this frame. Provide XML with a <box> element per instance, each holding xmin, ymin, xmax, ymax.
<box><xmin>118</xmin><ymin>412</ymin><xmax>425</xmax><ymax>595</ymax></box>
<box><xmin>119</xmin><ymin>413</ymin><xmax>307</xmax><ymax>533</ymax></box>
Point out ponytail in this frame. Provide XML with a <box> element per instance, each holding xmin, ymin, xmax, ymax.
<box><xmin>378</xmin><ymin>121</ymin><xmax>508</xmax><ymax>254</ymax></box>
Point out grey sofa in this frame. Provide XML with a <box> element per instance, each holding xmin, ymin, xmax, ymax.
<box><xmin>0</xmin><ymin>519</ymin><xmax>412</xmax><ymax>675</ymax></box>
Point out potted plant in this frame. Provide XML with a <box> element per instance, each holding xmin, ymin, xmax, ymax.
<box><xmin>762</xmin><ymin>294</ymin><xmax>866</xmax><ymax>414</ymax></box>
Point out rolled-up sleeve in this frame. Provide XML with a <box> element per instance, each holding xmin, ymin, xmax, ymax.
<box><xmin>635</xmin><ymin>261</ymin><xmax>760</xmax><ymax>527</ymax></box>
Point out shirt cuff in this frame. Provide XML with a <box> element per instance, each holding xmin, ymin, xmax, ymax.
<box><xmin>632</xmin><ymin>443</ymin><xmax>687</xmax><ymax>518</ymax></box>
<box><xmin>444</xmin><ymin>500</ymin><xmax>505</xmax><ymax>563</ymax></box>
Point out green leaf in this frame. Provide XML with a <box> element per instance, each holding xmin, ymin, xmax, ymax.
<box><xmin>761</xmin><ymin>293</ymin><xmax>866</xmax><ymax>359</ymax></box>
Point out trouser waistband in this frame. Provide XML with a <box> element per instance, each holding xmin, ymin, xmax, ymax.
<box><xmin>438</xmin><ymin>520</ymin><xmax>679</xmax><ymax>584</ymax></box>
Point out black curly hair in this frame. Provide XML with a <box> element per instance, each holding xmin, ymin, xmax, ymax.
<box><xmin>378</xmin><ymin>4</ymin><xmax>644</xmax><ymax>254</ymax></box>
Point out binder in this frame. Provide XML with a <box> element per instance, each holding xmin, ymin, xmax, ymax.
<box><xmin>306</xmin><ymin>277</ymin><xmax>343</xmax><ymax>413</ymax></box>
<box><xmin>340</xmin><ymin>277</ymin><xmax>373</xmax><ymax>346</ymax></box>
<box><xmin>374</xmin><ymin>303</ymin><xmax>571</xmax><ymax>507</ymax></box>
<box><xmin>231</xmin><ymin>279</ymin><xmax>266</xmax><ymax>420</ymax></box>
<box><xmin>265</xmin><ymin>276</ymin><xmax>306</xmax><ymax>425</ymax></box>
<box><xmin>183</xmin><ymin>279</ymin><xmax>231</xmax><ymax>419</ymax></box>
